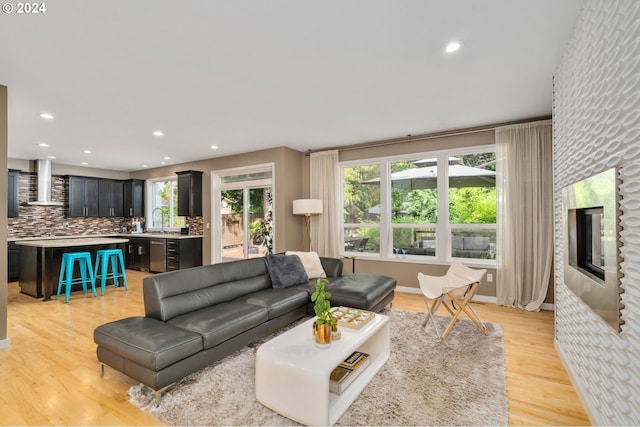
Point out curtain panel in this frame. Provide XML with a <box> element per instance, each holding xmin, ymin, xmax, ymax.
<box><xmin>310</xmin><ymin>150</ymin><xmax>340</xmax><ymax>258</ymax></box>
<box><xmin>496</xmin><ymin>120</ymin><xmax>553</xmax><ymax>311</ymax></box>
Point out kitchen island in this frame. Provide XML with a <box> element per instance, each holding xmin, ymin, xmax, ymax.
<box><xmin>16</xmin><ymin>237</ymin><xmax>129</xmax><ymax>301</ymax></box>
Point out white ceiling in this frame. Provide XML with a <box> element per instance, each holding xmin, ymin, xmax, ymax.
<box><xmin>1</xmin><ymin>0</ymin><xmax>583</xmax><ymax>172</ymax></box>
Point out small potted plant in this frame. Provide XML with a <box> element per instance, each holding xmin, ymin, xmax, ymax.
<box><xmin>311</xmin><ymin>278</ymin><xmax>332</xmax><ymax>346</ymax></box>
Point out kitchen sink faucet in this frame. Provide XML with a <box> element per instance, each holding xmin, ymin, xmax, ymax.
<box><xmin>151</xmin><ymin>207</ymin><xmax>166</xmax><ymax>234</ymax></box>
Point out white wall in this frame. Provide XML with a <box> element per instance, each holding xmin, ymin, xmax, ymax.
<box><xmin>553</xmin><ymin>0</ymin><xmax>640</xmax><ymax>424</ymax></box>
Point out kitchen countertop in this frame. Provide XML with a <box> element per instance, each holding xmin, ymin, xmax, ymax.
<box><xmin>10</xmin><ymin>233</ymin><xmax>204</xmax><ymax>242</ymax></box>
<box><xmin>122</xmin><ymin>233</ymin><xmax>203</xmax><ymax>239</ymax></box>
<box><xmin>15</xmin><ymin>237</ymin><xmax>130</xmax><ymax>248</ymax></box>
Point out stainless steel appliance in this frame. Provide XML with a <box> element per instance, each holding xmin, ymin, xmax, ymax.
<box><xmin>150</xmin><ymin>239</ymin><xmax>166</xmax><ymax>273</ymax></box>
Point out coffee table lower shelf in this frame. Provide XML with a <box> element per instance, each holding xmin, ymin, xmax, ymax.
<box><xmin>255</xmin><ymin>314</ymin><xmax>390</xmax><ymax>426</ymax></box>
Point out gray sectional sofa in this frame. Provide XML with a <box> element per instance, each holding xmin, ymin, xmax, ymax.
<box><xmin>94</xmin><ymin>255</ymin><xmax>396</xmax><ymax>391</ymax></box>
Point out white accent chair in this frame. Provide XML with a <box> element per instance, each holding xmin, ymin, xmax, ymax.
<box><xmin>418</xmin><ymin>260</ymin><xmax>489</xmax><ymax>341</ymax></box>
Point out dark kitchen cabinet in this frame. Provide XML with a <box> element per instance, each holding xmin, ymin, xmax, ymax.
<box><xmin>123</xmin><ymin>179</ymin><xmax>145</xmax><ymax>218</ymax></box>
<box><xmin>177</xmin><ymin>171</ymin><xmax>202</xmax><ymax>217</ymax></box>
<box><xmin>67</xmin><ymin>176</ymin><xmax>99</xmax><ymax>217</ymax></box>
<box><xmin>8</xmin><ymin>169</ymin><xmax>19</xmax><ymax>218</ymax></box>
<box><xmin>166</xmin><ymin>237</ymin><xmax>202</xmax><ymax>271</ymax></box>
<box><xmin>126</xmin><ymin>237</ymin><xmax>150</xmax><ymax>271</ymax></box>
<box><xmin>98</xmin><ymin>179</ymin><xmax>124</xmax><ymax>217</ymax></box>
<box><xmin>8</xmin><ymin>241</ymin><xmax>19</xmax><ymax>282</ymax></box>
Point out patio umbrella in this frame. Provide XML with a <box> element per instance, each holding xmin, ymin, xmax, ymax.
<box><xmin>364</xmin><ymin>164</ymin><xmax>495</xmax><ymax>190</ymax></box>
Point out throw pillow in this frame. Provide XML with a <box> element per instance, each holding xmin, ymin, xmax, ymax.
<box><xmin>266</xmin><ymin>254</ymin><xmax>309</xmax><ymax>288</ymax></box>
<box><xmin>285</xmin><ymin>251</ymin><xmax>326</xmax><ymax>278</ymax></box>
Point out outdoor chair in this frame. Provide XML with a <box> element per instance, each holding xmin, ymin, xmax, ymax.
<box><xmin>417</xmin><ymin>260</ymin><xmax>489</xmax><ymax>341</ymax></box>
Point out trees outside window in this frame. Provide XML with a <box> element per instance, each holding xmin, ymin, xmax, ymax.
<box><xmin>149</xmin><ymin>179</ymin><xmax>184</xmax><ymax>229</ymax></box>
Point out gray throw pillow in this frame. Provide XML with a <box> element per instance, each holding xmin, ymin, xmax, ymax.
<box><xmin>267</xmin><ymin>254</ymin><xmax>309</xmax><ymax>288</ymax></box>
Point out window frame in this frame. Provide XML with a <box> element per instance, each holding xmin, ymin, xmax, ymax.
<box><xmin>145</xmin><ymin>176</ymin><xmax>184</xmax><ymax>232</ymax></box>
<box><xmin>339</xmin><ymin>145</ymin><xmax>496</xmax><ymax>266</ymax></box>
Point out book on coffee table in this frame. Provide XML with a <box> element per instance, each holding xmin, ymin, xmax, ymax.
<box><xmin>329</xmin><ymin>351</ymin><xmax>371</xmax><ymax>395</ymax></box>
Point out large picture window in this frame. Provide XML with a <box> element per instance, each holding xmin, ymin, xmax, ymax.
<box><xmin>340</xmin><ymin>147</ymin><xmax>496</xmax><ymax>264</ymax></box>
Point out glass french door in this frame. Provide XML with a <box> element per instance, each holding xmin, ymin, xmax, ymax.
<box><xmin>220</xmin><ymin>187</ymin><xmax>272</xmax><ymax>261</ymax></box>
<box><xmin>213</xmin><ymin>165</ymin><xmax>273</xmax><ymax>263</ymax></box>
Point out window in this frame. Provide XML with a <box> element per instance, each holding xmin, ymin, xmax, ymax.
<box><xmin>342</xmin><ymin>163</ymin><xmax>380</xmax><ymax>254</ymax></box>
<box><xmin>340</xmin><ymin>147</ymin><xmax>496</xmax><ymax>264</ymax></box>
<box><xmin>147</xmin><ymin>178</ymin><xmax>185</xmax><ymax>230</ymax></box>
<box><xmin>390</xmin><ymin>158</ymin><xmax>438</xmax><ymax>258</ymax></box>
<box><xmin>448</xmin><ymin>153</ymin><xmax>496</xmax><ymax>261</ymax></box>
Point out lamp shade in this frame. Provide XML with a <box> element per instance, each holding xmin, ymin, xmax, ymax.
<box><xmin>293</xmin><ymin>199</ymin><xmax>323</xmax><ymax>215</ymax></box>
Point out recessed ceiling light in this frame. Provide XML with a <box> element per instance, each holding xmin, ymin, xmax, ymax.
<box><xmin>163</xmin><ymin>156</ymin><xmax>170</xmax><ymax>160</ymax></box>
<box><xmin>40</xmin><ymin>113</ymin><xmax>54</xmax><ymax>119</ymax></box>
<box><xmin>83</xmin><ymin>150</ymin><xmax>92</xmax><ymax>154</ymax></box>
<box><xmin>47</xmin><ymin>155</ymin><xmax>56</xmax><ymax>159</ymax></box>
<box><xmin>160</xmin><ymin>161</ymin><xmax>166</xmax><ymax>165</ymax></box>
<box><xmin>153</xmin><ymin>131</ymin><xmax>164</xmax><ymax>137</ymax></box>
<box><xmin>445</xmin><ymin>40</ymin><xmax>463</xmax><ymax>53</ymax></box>
<box><xmin>143</xmin><ymin>165</ymin><xmax>149</xmax><ymax>168</ymax></box>
<box><xmin>81</xmin><ymin>162</ymin><xmax>88</xmax><ymax>165</ymax></box>
<box><xmin>211</xmin><ymin>145</ymin><xmax>219</xmax><ymax>150</ymax></box>
<box><xmin>38</xmin><ymin>143</ymin><xmax>49</xmax><ymax>147</ymax></box>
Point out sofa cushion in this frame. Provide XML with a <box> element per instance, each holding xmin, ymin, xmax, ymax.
<box><xmin>167</xmin><ymin>302</ymin><xmax>269</xmax><ymax>349</ymax></box>
<box><xmin>94</xmin><ymin>316</ymin><xmax>203</xmax><ymax>371</ymax></box>
<box><xmin>266</xmin><ymin>254</ymin><xmax>309</xmax><ymax>288</ymax></box>
<box><xmin>233</xmin><ymin>288</ymin><xmax>310</xmax><ymax>319</ymax></box>
<box><xmin>144</xmin><ymin>258</ymin><xmax>271</xmax><ymax>321</ymax></box>
<box><xmin>285</xmin><ymin>251</ymin><xmax>326</xmax><ymax>278</ymax></box>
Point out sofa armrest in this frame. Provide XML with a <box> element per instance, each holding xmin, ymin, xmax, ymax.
<box><xmin>320</xmin><ymin>257</ymin><xmax>343</xmax><ymax>278</ymax></box>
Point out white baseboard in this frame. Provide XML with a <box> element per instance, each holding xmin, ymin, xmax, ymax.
<box><xmin>0</xmin><ymin>337</ymin><xmax>11</xmax><ymax>350</ymax></box>
<box><xmin>395</xmin><ymin>285</ymin><xmax>555</xmax><ymax>311</ymax></box>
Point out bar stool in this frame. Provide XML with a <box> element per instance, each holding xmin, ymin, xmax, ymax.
<box><xmin>56</xmin><ymin>252</ymin><xmax>97</xmax><ymax>303</ymax></box>
<box><xmin>94</xmin><ymin>248</ymin><xmax>128</xmax><ymax>295</ymax></box>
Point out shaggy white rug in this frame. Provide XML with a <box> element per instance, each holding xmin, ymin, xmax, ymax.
<box><xmin>129</xmin><ymin>308</ymin><xmax>508</xmax><ymax>426</ymax></box>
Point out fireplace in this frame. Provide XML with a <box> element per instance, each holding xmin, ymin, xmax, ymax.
<box><xmin>562</xmin><ymin>168</ymin><xmax>623</xmax><ymax>332</ymax></box>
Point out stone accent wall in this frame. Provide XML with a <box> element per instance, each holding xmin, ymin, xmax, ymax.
<box><xmin>553</xmin><ymin>0</ymin><xmax>640</xmax><ymax>424</ymax></box>
<box><xmin>7</xmin><ymin>173</ymin><xmax>204</xmax><ymax>239</ymax></box>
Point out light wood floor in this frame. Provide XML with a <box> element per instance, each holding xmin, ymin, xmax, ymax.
<box><xmin>0</xmin><ymin>272</ymin><xmax>590</xmax><ymax>426</ymax></box>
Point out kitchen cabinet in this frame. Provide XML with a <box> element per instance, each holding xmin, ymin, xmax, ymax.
<box><xmin>166</xmin><ymin>237</ymin><xmax>203</xmax><ymax>271</ymax></box>
<box><xmin>98</xmin><ymin>179</ymin><xmax>124</xmax><ymax>217</ymax></box>
<box><xmin>67</xmin><ymin>176</ymin><xmax>99</xmax><ymax>217</ymax></box>
<box><xmin>123</xmin><ymin>179</ymin><xmax>145</xmax><ymax>218</ymax></box>
<box><xmin>126</xmin><ymin>237</ymin><xmax>150</xmax><ymax>272</ymax></box>
<box><xmin>8</xmin><ymin>241</ymin><xmax>19</xmax><ymax>282</ymax></box>
<box><xmin>8</xmin><ymin>169</ymin><xmax>19</xmax><ymax>218</ymax></box>
<box><xmin>177</xmin><ymin>170</ymin><xmax>203</xmax><ymax>216</ymax></box>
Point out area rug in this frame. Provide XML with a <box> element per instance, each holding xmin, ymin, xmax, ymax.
<box><xmin>129</xmin><ymin>308</ymin><xmax>508</xmax><ymax>426</ymax></box>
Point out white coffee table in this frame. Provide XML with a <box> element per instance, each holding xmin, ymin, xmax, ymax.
<box><xmin>255</xmin><ymin>313</ymin><xmax>390</xmax><ymax>426</ymax></box>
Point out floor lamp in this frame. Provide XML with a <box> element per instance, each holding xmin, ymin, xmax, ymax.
<box><xmin>293</xmin><ymin>199</ymin><xmax>323</xmax><ymax>251</ymax></box>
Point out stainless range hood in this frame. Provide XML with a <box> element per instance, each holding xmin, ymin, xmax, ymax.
<box><xmin>27</xmin><ymin>159</ymin><xmax>64</xmax><ymax>206</ymax></box>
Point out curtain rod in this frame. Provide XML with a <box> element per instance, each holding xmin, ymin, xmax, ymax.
<box><xmin>304</xmin><ymin>115</ymin><xmax>551</xmax><ymax>156</ymax></box>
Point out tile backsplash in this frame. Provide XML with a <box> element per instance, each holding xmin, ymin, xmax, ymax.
<box><xmin>8</xmin><ymin>173</ymin><xmax>204</xmax><ymax>239</ymax></box>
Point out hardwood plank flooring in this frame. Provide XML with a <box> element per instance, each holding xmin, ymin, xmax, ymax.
<box><xmin>0</xmin><ymin>272</ymin><xmax>589</xmax><ymax>426</ymax></box>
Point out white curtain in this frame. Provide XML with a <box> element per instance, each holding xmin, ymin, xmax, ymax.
<box><xmin>310</xmin><ymin>150</ymin><xmax>340</xmax><ymax>258</ymax></box>
<box><xmin>496</xmin><ymin>120</ymin><xmax>553</xmax><ymax>311</ymax></box>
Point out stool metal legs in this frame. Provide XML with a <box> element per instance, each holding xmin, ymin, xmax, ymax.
<box><xmin>56</xmin><ymin>252</ymin><xmax>97</xmax><ymax>303</ymax></box>
<box><xmin>95</xmin><ymin>249</ymin><xmax>128</xmax><ymax>295</ymax></box>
